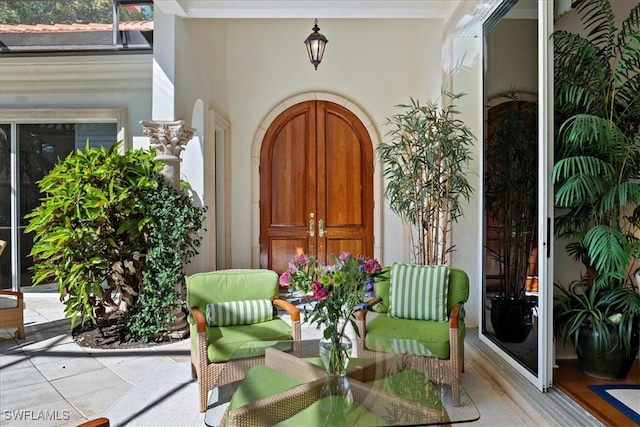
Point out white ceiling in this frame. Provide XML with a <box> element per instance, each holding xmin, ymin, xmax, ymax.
<box><xmin>152</xmin><ymin>0</ymin><xmax>464</xmax><ymax>19</ymax></box>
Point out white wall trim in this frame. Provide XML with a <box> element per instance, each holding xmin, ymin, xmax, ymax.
<box><xmin>250</xmin><ymin>91</ymin><xmax>383</xmax><ymax>267</ymax></box>
<box><xmin>0</xmin><ymin>107</ymin><xmax>129</xmax><ymax>148</ymax></box>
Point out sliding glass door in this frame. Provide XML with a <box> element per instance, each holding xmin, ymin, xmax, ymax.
<box><xmin>479</xmin><ymin>0</ymin><xmax>554</xmax><ymax>391</ymax></box>
<box><xmin>0</xmin><ymin>121</ymin><xmax>117</xmax><ymax>291</ymax></box>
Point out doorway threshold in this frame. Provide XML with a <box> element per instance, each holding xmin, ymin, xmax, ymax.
<box><xmin>465</xmin><ymin>328</ymin><xmax>604</xmax><ymax>427</ymax></box>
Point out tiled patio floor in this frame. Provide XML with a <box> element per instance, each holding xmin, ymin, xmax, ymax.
<box><xmin>0</xmin><ymin>293</ymin><xmax>328</xmax><ymax>426</ymax></box>
<box><xmin>1</xmin><ymin>293</ymin><xmax>600</xmax><ymax>427</ymax></box>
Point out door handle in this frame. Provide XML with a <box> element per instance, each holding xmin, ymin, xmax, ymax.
<box><xmin>308</xmin><ymin>213</ymin><xmax>315</xmax><ymax>237</ymax></box>
<box><xmin>319</xmin><ymin>219</ymin><xmax>326</xmax><ymax>237</ymax></box>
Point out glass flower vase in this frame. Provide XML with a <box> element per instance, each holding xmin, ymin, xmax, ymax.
<box><xmin>319</xmin><ymin>335</ymin><xmax>353</xmax><ymax>377</ymax></box>
<box><xmin>320</xmin><ymin>375</ymin><xmax>353</xmax><ymax>417</ymax></box>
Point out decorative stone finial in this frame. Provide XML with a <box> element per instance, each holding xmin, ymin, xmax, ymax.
<box><xmin>140</xmin><ymin>120</ymin><xmax>195</xmax><ymax>161</ymax></box>
<box><xmin>141</xmin><ymin>120</ymin><xmax>196</xmax><ymax>190</ymax></box>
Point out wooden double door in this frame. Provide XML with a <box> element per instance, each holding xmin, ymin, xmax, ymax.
<box><xmin>259</xmin><ymin>100</ymin><xmax>374</xmax><ymax>272</ymax></box>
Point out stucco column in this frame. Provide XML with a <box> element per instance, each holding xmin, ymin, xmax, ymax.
<box><xmin>140</xmin><ymin>120</ymin><xmax>196</xmax><ymax>339</ymax></box>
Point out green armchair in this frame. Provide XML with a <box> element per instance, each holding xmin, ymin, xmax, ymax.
<box><xmin>356</xmin><ymin>266</ymin><xmax>470</xmax><ymax>378</ymax></box>
<box><xmin>187</xmin><ymin>269</ymin><xmax>301</xmax><ymax>412</ymax></box>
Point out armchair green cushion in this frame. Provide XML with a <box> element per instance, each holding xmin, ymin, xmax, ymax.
<box><xmin>204</xmin><ymin>320</ymin><xmax>294</xmax><ymax>363</ymax></box>
<box><xmin>364</xmin><ymin>315</ymin><xmax>465</xmax><ymax>359</ymax></box>
<box><xmin>187</xmin><ymin>268</ymin><xmax>302</xmax><ymax>412</ymax></box>
<box><xmin>187</xmin><ymin>269</ymin><xmax>293</xmax><ymax>363</ymax></box>
<box><xmin>363</xmin><ymin>266</ymin><xmax>470</xmax><ymax>365</ymax></box>
<box><xmin>188</xmin><ymin>269</ymin><xmax>279</xmax><ymax>309</ymax></box>
<box><xmin>388</xmin><ymin>263</ymin><xmax>450</xmax><ymax>321</ymax></box>
<box><xmin>205</xmin><ymin>299</ymin><xmax>274</xmax><ymax>326</ymax></box>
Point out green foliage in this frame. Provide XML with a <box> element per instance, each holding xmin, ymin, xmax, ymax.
<box><xmin>126</xmin><ymin>182</ymin><xmax>206</xmax><ymax>341</ymax></box>
<box><xmin>552</xmin><ymin>0</ymin><xmax>640</xmax><ymax>357</ymax></box>
<box><xmin>554</xmin><ymin>279</ymin><xmax>640</xmax><ymax>357</ymax></box>
<box><xmin>484</xmin><ymin>93</ymin><xmax>538</xmax><ymax>301</ymax></box>
<box><xmin>25</xmin><ymin>142</ymin><xmax>206</xmax><ymax>343</ymax></box>
<box><xmin>553</xmin><ymin>0</ymin><xmax>640</xmax><ymax>289</ymax></box>
<box><xmin>0</xmin><ymin>0</ymin><xmax>152</xmax><ymax>25</ymax></box>
<box><xmin>377</xmin><ymin>92</ymin><xmax>475</xmax><ymax>265</ymax></box>
<box><xmin>25</xmin><ymin>142</ymin><xmax>161</xmax><ymax>328</ymax></box>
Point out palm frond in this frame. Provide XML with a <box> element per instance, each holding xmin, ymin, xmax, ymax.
<box><xmin>558</xmin><ymin>114</ymin><xmax>617</xmax><ymax>154</ymax></box>
<box><xmin>614</xmin><ymin>4</ymin><xmax>640</xmax><ymax>129</ymax></box>
<box><xmin>583</xmin><ymin>225</ymin><xmax>628</xmax><ymax>276</ymax></box>
<box><xmin>554</xmin><ymin>32</ymin><xmax>607</xmax><ymax>117</ymax></box>
<box><xmin>577</xmin><ymin>0</ymin><xmax>616</xmax><ymax>57</ymax></box>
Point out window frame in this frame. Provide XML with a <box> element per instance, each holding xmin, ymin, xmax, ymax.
<box><xmin>0</xmin><ymin>107</ymin><xmax>128</xmax><ymax>291</ymax></box>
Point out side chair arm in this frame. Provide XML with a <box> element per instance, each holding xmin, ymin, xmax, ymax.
<box><xmin>273</xmin><ymin>299</ymin><xmax>300</xmax><ymax>322</ymax></box>
<box><xmin>0</xmin><ymin>290</ymin><xmax>24</xmax><ymax>299</ymax></box>
<box><xmin>190</xmin><ymin>307</ymin><xmax>207</xmax><ymax>334</ymax></box>
<box><xmin>449</xmin><ymin>303</ymin><xmax>463</xmax><ymax>329</ymax></box>
<box><xmin>357</xmin><ymin>296</ymin><xmax>382</xmax><ymax>321</ymax></box>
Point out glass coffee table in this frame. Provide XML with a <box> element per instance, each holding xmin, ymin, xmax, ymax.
<box><xmin>206</xmin><ymin>339</ymin><xmax>479</xmax><ymax>426</ymax></box>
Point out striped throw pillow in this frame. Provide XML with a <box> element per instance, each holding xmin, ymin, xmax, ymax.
<box><xmin>388</xmin><ymin>263</ymin><xmax>450</xmax><ymax>322</ymax></box>
<box><xmin>391</xmin><ymin>339</ymin><xmax>434</xmax><ymax>356</ymax></box>
<box><xmin>206</xmin><ymin>300</ymin><xmax>274</xmax><ymax>326</ymax></box>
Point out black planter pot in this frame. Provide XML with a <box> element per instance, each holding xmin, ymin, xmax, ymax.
<box><xmin>490</xmin><ymin>297</ymin><xmax>534</xmax><ymax>343</ymax></box>
<box><xmin>576</xmin><ymin>324</ymin><xmax>640</xmax><ymax>380</ymax></box>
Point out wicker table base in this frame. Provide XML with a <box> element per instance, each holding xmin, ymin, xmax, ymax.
<box><xmin>212</xmin><ymin>339</ymin><xmax>478</xmax><ymax>427</ymax></box>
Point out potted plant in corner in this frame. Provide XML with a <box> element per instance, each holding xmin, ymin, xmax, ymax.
<box><xmin>377</xmin><ymin>91</ymin><xmax>476</xmax><ymax>265</ymax></box>
<box><xmin>552</xmin><ymin>0</ymin><xmax>640</xmax><ymax>379</ymax></box>
<box><xmin>484</xmin><ymin>92</ymin><xmax>538</xmax><ymax>343</ymax></box>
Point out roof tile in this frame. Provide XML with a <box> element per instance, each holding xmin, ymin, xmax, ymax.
<box><xmin>0</xmin><ymin>21</ymin><xmax>153</xmax><ymax>34</ymax></box>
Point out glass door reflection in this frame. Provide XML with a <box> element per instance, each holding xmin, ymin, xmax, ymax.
<box><xmin>481</xmin><ymin>2</ymin><xmax>539</xmax><ymax>375</ymax></box>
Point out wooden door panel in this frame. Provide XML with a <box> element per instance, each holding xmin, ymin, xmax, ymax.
<box><xmin>261</xmin><ymin>100</ymin><xmax>373</xmax><ymax>272</ymax></box>
<box><xmin>270</xmin><ymin>113</ymin><xmax>311</xmax><ymax>226</ymax></box>
<box><xmin>260</xmin><ymin>103</ymin><xmax>316</xmax><ymax>270</ymax></box>
<box><xmin>324</xmin><ymin>114</ymin><xmax>364</xmax><ymax>225</ymax></box>
<box><xmin>269</xmin><ymin>238</ymin><xmax>308</xmax><ymax>274</ymax></box>
<box><xmin>326</xmin><ymin>239</ymin><xmax>364</xmax><ymax>261</ymax></box>
<box><xmin>317</xmin><ymin>101</ymin><xmax>373</xmax><ymax>260</ymax></box>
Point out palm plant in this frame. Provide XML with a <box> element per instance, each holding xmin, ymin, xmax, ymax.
<box><xmin>552</xmin><ymin>0</ymin><xmax>640</xmax><ymax>373</ymax></box>
<box><xmin>377</xmin><ymin>92</ymin><xmax>475</xmax><ymax>265</ymax></box>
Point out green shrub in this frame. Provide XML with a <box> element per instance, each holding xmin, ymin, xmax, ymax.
<box><xmin>25</xmin><ymin>142</ymin><xmax>206</xmax><ymax>342</ymax></box>
<box><xmin>126</xmin><ymin>182</ymin><xmax>205</xmax><ymax>341</ymax></box>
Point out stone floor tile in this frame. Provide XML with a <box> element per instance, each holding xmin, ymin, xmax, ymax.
<box><xmin>51</xmin><ymin>366</ymin><xmax>131</xmax><ymax>398</ymax></box>
<box><xmin>0</xmin><ymin>362</ymin><xmax>46</xmax><ymax>391</ymax></box>
<box><xmin>65</xmin><ymin>382</ymin><xmax>132</xmax><ymax>420</ymax></box>
<box><xmin>105</xmin><ymin>356</ymin><xmax>173</xmax><ymax>384</ymax></box>
<box><xmin>0</xmin><ymin>381</ymin><xmax>64</xmax><ymax>413</ymax></box>
<box><xmin>0</xmin><ymin>351</ymin><xmax>31</xmax><ymax>371</ymax></box>
<box><xmin>30</xmin><ymin>351</ymin><xmax>105</xmax><ymax>382</ymax></box>
<box><xmin>0</xmin><ymin>398</ymin><xmax>83</xmax><ymax>427</ymax></box>
<box><xmin>18</xmin><ymin>329</ymin><xmax>75</xmax><ymax>351</ymax></box>
<box><xmin>0</xmin><ymin>339</ymin><xmax>24</xmax><ymax>352</ymax></box>
<box><xmin>85</xmin><ymin>346</ymin><xmax>173</xmax><ymax>367</ymax></box>
<box><xmin>22</xmin><ymin>341</ymin><xmax>87</xmax><ymax>364</ymax></box>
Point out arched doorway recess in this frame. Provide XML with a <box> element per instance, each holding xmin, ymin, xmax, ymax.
<box><xmin>251</xmin><ymin>92</ymin><xmax>382</xmax><ymax>270</ymax></box>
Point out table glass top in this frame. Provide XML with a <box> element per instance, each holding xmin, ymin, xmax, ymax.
<box><xmin>213</xmin><ymin>338</ymin><xmax>479</xmax><ymax>427</ymax></box>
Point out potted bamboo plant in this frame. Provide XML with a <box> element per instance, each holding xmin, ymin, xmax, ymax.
<box><xmin>377</xmin><ymin>92</ymin><xmax>475</xmax><ymax>265</ymax></box>
<box><xmin>484</xmin><ymin>92</ymin><xmax>538</xmax><ymax>343</ymax></box>
<box><xmin>552</xmin><ymin>0</ymin><xmax>640</xmax><ymax>379</ymax></box>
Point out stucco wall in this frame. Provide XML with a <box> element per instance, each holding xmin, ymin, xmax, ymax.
<box><xmin>0</xmin><ymin>54</ymin><xmax>152</xmax><ymax>141</ymax></box>
<box><xmin>165</xmin><ymin>16</ymin><xmax>490</xmax><ymax>325</ymax></box>
<box><xmin>218</xmin><ymin>18</ymin><xmax>444</xmax><ymax>268</ymax></box>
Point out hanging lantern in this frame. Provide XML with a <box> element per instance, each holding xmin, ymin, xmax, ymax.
<box><xmin>304</xmin><ymin>19</ymin><xmax>328</xmax><ymax>70</ymax></box>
